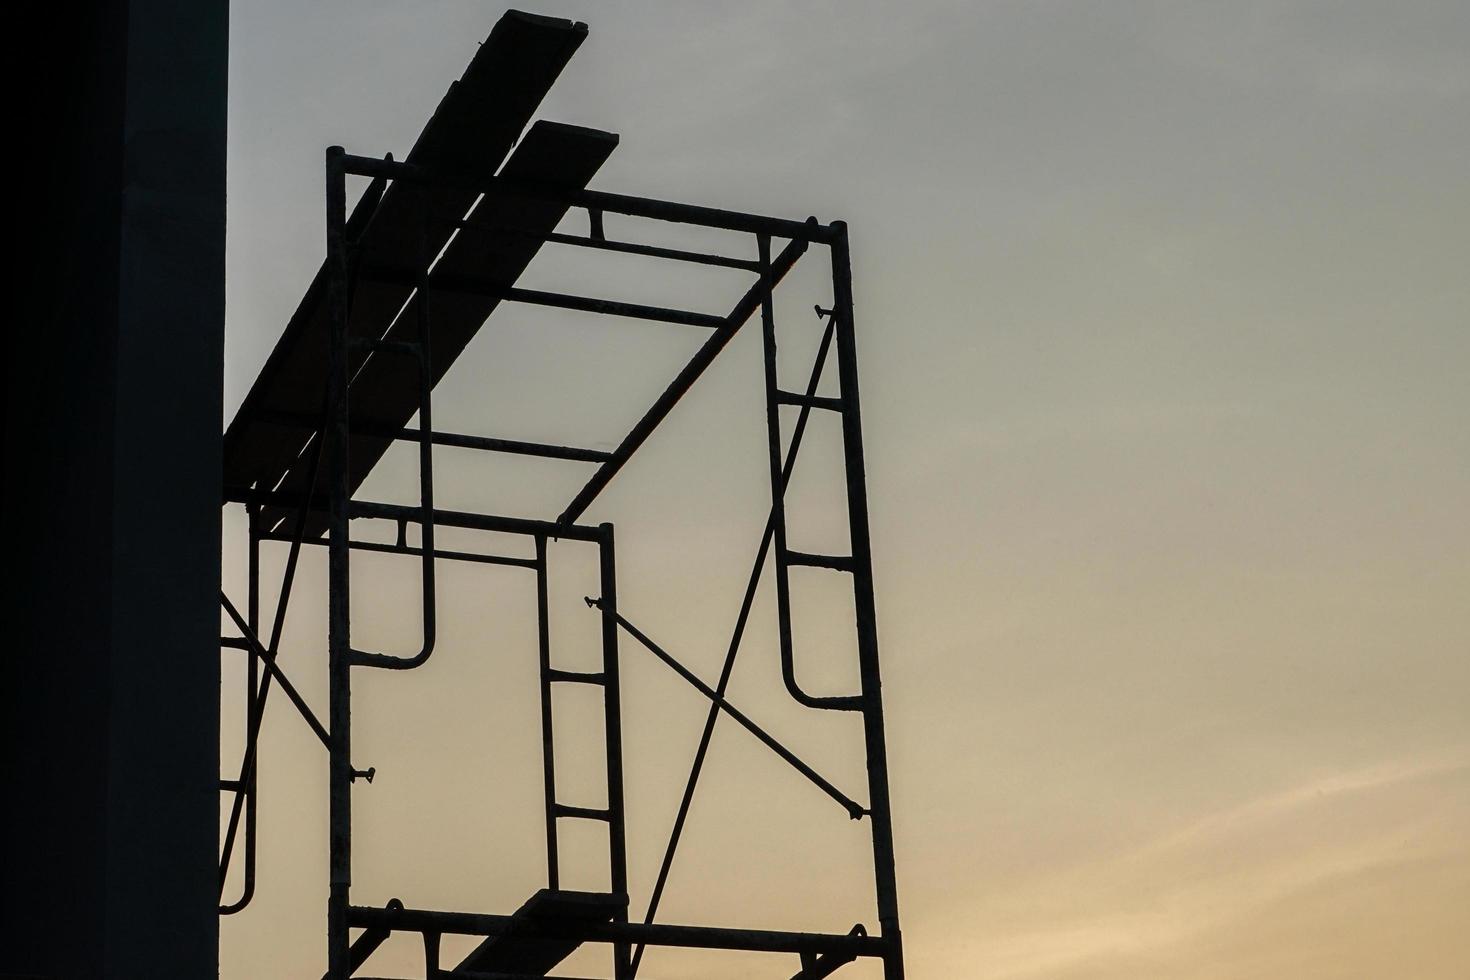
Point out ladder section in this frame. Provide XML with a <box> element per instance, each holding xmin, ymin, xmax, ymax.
<box><xmin>757</xmin><ymin>228</ymin><xmax>905</xmax><ymax>977</ymax></box>
<box><xmin>757</xmin><ymin>234</ymin><xmax>862</xmax><ymax>712</ymax></box>
<box><xmin>534</xmin><ymin>529</ymin><xmax>632</xmax><ymax>980</ymax></box>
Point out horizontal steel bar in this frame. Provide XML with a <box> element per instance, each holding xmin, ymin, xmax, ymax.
<box><xmin>258</xmin><ymin>531</ymin><xmax>538</xmax><ymax>570</ymax></box>
<box><xmin>359</xmin><ymin>266</ymin><xmax>725</xmax><ymax>328</ymax></box>
<box><xmin>225</xmin><ymin>489</ymin><xmax>607</xmax><ymax>543</ymax></box>
<box><xmin>220</xmin><ymin>637</ymin><xmax>250</xmax><ymax>651</ymax></box>
<box><xmin>495</xmin><ymin>283</ymin><xmax>724</xmax><ymax>329</ymax></box>
<box><xmin>340</xmin><ymin>152</ymin><xmax>838</xmax><ymax>243</ymax></box>
<box><xmin>551</xmin><ymin>803</ymin><xmax>612</xmax><ymax>822</ymax></box>
<box><xmin>776</xmin><ymin>390</ymin><xmax>845</xmax><ymax>413</ymax></box>
<box><xmin>783</xmin><ymin>550</ymin><xmax>856</xmax><ymax>573</ymax></box>
<box><xmin>350</xmin><ymin>500</ymin><xmax>605</xmax><ymax>543</ymax></box>
<box><xmin>219</xmin><ymin>778</ymin><xmax>242</xmax><ymax>792</ymax></box>
<box><xmin>248</xmin><ymin>410</ymin><xmax>612</xmax><ymax>463</ymax></box>
<box><xmin>455</xmin><ymin>221</ymin><xmax>763</xmax><ymax>271</ymax></box>
<box><xmin>346</xmin><ymin>905</ymin><xmax>887</xmax><ymax>957</ymax></box>
<box><xmin>544</xmin><ymin>230</ymin><xmax>760</xmax><ymax>271</ymax></box>
<box><xmin>547</xmin><ymin>668</ymin><xmax>606</xmax><ymax>684</ymax></box>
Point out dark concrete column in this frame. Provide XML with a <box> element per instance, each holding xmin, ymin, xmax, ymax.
<box><xmin>2</xmin><ymin>2</ymin><xmax>227</xmax><ymax>977</ymax></box>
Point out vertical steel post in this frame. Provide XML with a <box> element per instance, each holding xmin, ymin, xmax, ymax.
<box><xmin>535</xmin><ymin>535</ymin><xmax>560</xmax><ymax>889</ymax></box>
<box><xmin>598</xmin><ymin>523</ymin><xmax>630</xmax><ymax>980</ymax></box>
<box><xmin>756</xmin><ymin>234</ymin><xmax>797</xmax><ymax>697</ymax></box>
<box><xmin>243</xmin><ymin>507</ymin><xmax>261</xmax><ymax>904</ymax></box>
<box><xmin>414</xmin><ymin>190</ymin><xmax>438</xmax><ymax>659</ymax></box>
<box><xmin>829</xmin><ymin>221</ymin><xmax>904</xmax><ymax>978</ymax></box>
<box><xmin>324</xmin><ymin>145</ymin><xmax>353</xmax><ymax>980</ymax></box>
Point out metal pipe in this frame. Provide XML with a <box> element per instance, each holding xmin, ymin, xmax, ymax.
<box><xmin>551</xmin><ymin>803</ymin><xmax>612</xmax><ymax>822</ymax></box>
<box><xmin>546</xmin><ymin>668</ymin><xmax>605</xmax><ymax>684</ymax></box>
<box><xmin>345</xmin><ymin>905</ymin><xmax>886</xmax><ymax>958</ymax></box>
<box><xmin>226</xmin><ymin>488</ymin><xmax>608</xmax><ymax>545</ymax></box>
<box><xmin>542</xmin><ymin>229</ymin><xmax>761</xmax><ymax>272</ymax></box>
<box><xmin>452</xmin><ymin>219</ymin><xmax>761</xmax><ymax>271</ymax></box>
<box><xmin>349</xmin><ymin>500</ymin><xmax>605</xmax><ymax>544</ymax></box>
<box><xmin>829</xmin><ymin>222</ymin><xmax>904</xmax><ymax>978</ymax></box>
<box><xmin>559</xmin><ymin>232</ymin><xmax>812</xmax><ymax>526</ymax></box>
<box><xmin>258</xmin><ymin>531</ymin><xmax>538</xmax><ymax>570</ymax></box>
<box><xmin>349</xmin><ymin>198</ymin><xmax>439</xmax><ymax>672</ymax></box>
<box><xmin>219</xmin><ymin>513</ymin><xmax>263</xmax><ymax>915</ymax></box>
<box><xmin>244</xmin><ymin>514</ymin><xmax>260</xmax><ymax>908</ymax></box>
<box><xmin>325</xmin><ymin>144</ymin><xmax>353</xmax><ymax>980</ymax></box>
<box><xmin>775</xmin><ymin>390</ymin><xmax>845</xmax><ymax>413</ymax></box>
<box><xmin>535</xmin><ymin>536</ymin><xmax>560</xmax><ymax>890</ymax></box>
<box><xmin>358</xmin><ymin>265</ymin><xmax>727</xmax><ymax>330</ymax></box>
<box><xmin>784</xmin><ymin>551</ymin><xmax>856</xmax><ymax>572</ymax></box>
<box><xmin>598</xmin><ymin>524</ymin><xmax>632</xmax><ymax>980</ymax></box>
<box><xmin>493</xmin><ymin>284</ymin><xmax>724</xmax><ymax>329</ymax></box>
<box><xmin>245</xmin><ymin>411</ymin><xmax>614</xmax><ymax>464</ymax></box>
<box><xmin>339</xmin><ymin>152</ymin><xmax>837</xmax><ymax>244</ymax></box>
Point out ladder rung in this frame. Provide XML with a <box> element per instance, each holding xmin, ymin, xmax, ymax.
<box><xmin>784</xmin><ymin>550</ymin><xmax>856</xmax><ymax>572</ymax></box>
<box><xmin>775</xmin><ymin>389</ymin><xmax>844</xmax><ymax>412</ymax></box>
<box><xmin>551</xmin><ymin>803</ymin><xmax>612</xmax><ymax>822</ymax></box>
<box><xmin>547</xmin><ymin>668</ymin><xmax>607</xmax><ymax>685</ymax></box>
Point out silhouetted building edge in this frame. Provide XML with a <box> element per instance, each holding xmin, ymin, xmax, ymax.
<box><xmin>3</xmin><ymin>2</ymin><xmax>227</xmax><ymax>977</ymax></box>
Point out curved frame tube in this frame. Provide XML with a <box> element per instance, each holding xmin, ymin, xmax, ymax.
<box><xmin>757</xmin><ymin>235</ymin><xmax>861</xmax><ymax>712</ymax></box>
<box><xmin>349</xmin><ymin>191</ymin><xmax>438</xmax><ymax>671</ymax></box>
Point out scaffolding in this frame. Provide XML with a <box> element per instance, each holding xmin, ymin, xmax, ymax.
<box><xmin>217</xmin><ymin>11</ymin><xmax>904</xmax><ymax>979</ymax></box>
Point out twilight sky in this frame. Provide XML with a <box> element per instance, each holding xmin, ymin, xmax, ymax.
<box><xmin>222</xmin><ymin>3</ymin><xmax>1469</xmax><ymax>977</ymax></box>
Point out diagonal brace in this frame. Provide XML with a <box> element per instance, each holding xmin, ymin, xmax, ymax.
<box><xmin>219</xmin><ymin>421</ymin><xmax>324</xmax><ymax>907</ymax></box>
<box><xmin>631</xmin><ymin>310</ymin><xmax>840</xmax><ymax>977</ymax></box>
<box><xmin>220</xmin><ymin>592</ymin><xmax>331</xmax><ymax>749</ymax></box>
<box><xmin>558</xmin><ymin>231</ymin><xmax>812</xmax><ymax>527</ymax></box>
<box><xmin>585</xmin><ymin>597</ymin><xmax>865</xmax><ymax>821</ymax></box>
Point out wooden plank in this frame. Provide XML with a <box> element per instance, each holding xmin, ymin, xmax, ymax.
<box><xmin>258</xmin><ymin>121</ymin><xmax>617</xmax><ymax>535</ymax></box>
<box><xmin>453</xmin><ymin>890</ymin><xmax>625</xmax><ymax>977</ymax></box>
<box><xmin>222</xmin><ymin>10</ymin><xmax>588</xmax><ymax>493</ymax></box>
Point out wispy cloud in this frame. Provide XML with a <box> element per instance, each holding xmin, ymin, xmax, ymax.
<box><xmin>922</xmin><ymin>754</ymin><xmax>1470</xmax><ymax>979</ymax></box>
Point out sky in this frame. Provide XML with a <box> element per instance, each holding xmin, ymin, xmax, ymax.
<box><xmin>223</xmin><ymin>2</ymin><xmax>1469</xmax><ymax>977</ymax></box>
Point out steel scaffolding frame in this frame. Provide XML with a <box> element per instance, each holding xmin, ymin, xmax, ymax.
<box><xmin>217</xmin><ymin>63</ymin><xmax>903</xmax><ymax>980</ymax></box>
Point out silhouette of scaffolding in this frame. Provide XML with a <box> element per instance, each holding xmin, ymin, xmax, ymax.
<box><xmin>217</xmin><ymin>11</ymin><xmax>904</xmax><ymax>979</ymax></box>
